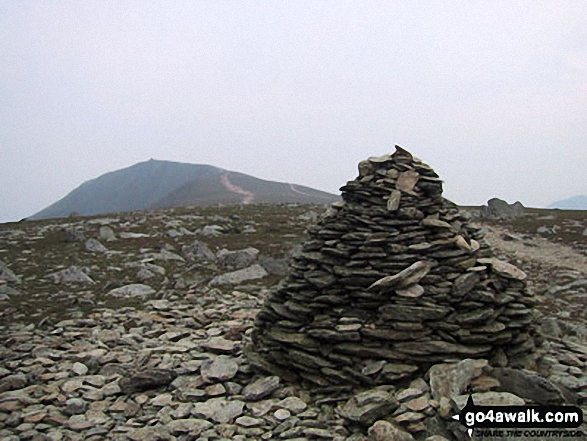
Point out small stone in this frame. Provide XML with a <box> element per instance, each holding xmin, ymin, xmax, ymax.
<box><xmin>200</xmin><ymin>356</ymin><xmax>239</xmax><ymax>383</ymax></box>
<box><xmin>64</xmin><ymin>398</ymin><xmax>87</xmax><ymax>416</ymax></box>
<box><xmin>167</xmin><ymin>418</ymin><xmax>213</xmax><ymax>435</ymax></box>
<box><xmin>107</xmin><ymin>283</ymin><xmax>155</xmax><ymax>297</ymax></box>
<box><xmin>201</xmin><ymin>337</ymin><xmax>238</xmax><ymax>354</ymax></box>
<box><xmin>340</xmin><ymin>389</ymin><xmax>398</xmax><ymax>426</ymax></box>
<box><xmin>182</xmin><ymin>240</ymin><xmax>216</xmax><ymax>261</ymax></box>
<box><xmin>151</xmin><ymin>393</ymin><xmax>173</xmax><ymax>406</ymax></box>
<box><xmin>387</xmin><ymin>190</ymin><xmax>402</xmax><ymax>211</ymax></box>
<box><xmin>277</xmin><ymin>396</ymin><xmax>307</xmax><ymax>414</ymax></box>
<box><xmin>274</xmin><ymin>409</ymin><xmax>291</xmax><ymax>420</ymax></box>
<box><xmin>205</xmin><ymin>383</ymin><xmax>226</xmax><ymax>396</ymax></box>
<box><xmin>0</xmin><ymin>374</ymin><xmax>28</xmax><ymax>393</ymax></box>
<box><xmin>192</xmin><ymin>398</ymin><xmax>245</xmax><ymax>423</ymax></box>
<box><xmin>85</xmin><ymin>238</ymin><xmax>107</xmax><ymax>253</ymax></box>
<box><xmin>243</xmin><ymin>376</ymin><xmax>280</xmax><ymax>401</ymax></box>
<box><xmin>368</xmin><ymin>261</ymin><xmax>433</xmax><ymax>291</ymax></box>
<box><xmin>48</xmin><ymin>266</ymin><xmax>94</xmax><ymax>284</ymax></box>
<box><xmin>368</xmin><ymin>420</ymin><xmax>415</xmax><ymax>441</ymax></box>
<box><xmin>209</xmin><ymin>264</ymin><xmax>268</xmax><ymax>286</ymax></box>
<box><xmin>394</xmin><ymin>411</ymin><xmax>425</xmax><ymax>424</ymax></box>
<box><xmin>397</xmin><ymin>388</ymin><xmax>423</xmax><ymax>402</ymax></box>
<box><xmin>429</xmin><ymin>359</ymin><xmax>476</xmax><ymax>401</ymax></box>
<box><xmin>72</xmin><ymin>362</ymin><xmax>88</xmax><ymax>376</ymax></box>
<box><xmin>406</xmin><ymin>397</ymin><xmax>430</xmax><ymax>412</ymax></box>
<box><xmin>396</xmin><ymin>284</ymin><xmax>424</xmax><ymax>298</ymax></box>
<box><xmin>236</xmin><ymin>416</ymin><xmax>264</xmax><ymax>427</ymax></box>
<box><xmin>422</xmin><ymin>217</ymin><xmax>452</xmax><ymax>229</ymax></box>
<box><xmin>396</xmin><ymin>170</ymin><xmax>420</xmax><ymax>193</ymax></box>
<box><xmin>67</xmin><ymin>415</ymin><xmax>93</xmax><ymax>430</ymax></box>
<box><xmin>454</xmin><ymin>235</ymin><xmax>471</xmax><ymax>251</ymax></box>
<box><xmin>362</xmin><ymin>360</ymin><xmax>386</xmax><ymax>376</ymax></box>
<box><xmin>119</xmin><ymin>369</ymin><xmax>178</xmax><ymax>394</ymax></box>
<box><xmin>99</xmin><ymin>226</ymin><xmax>117</xmax><ymax>241</ymax></box>
<box><xmin>477</xmin><ymin>257</ymin><xmax>527</xmax><ymax>280</ymax></box>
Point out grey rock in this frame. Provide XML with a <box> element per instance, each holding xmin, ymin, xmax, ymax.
<box><xmin>47</xmin><ymin>266</ymin><xmax>94</xmax><ymax>284</ymax></box>
<box><xmin>119</xmin><ymin>369</ymin><xmax>178</xmax><ymax>394</ymax></box>
<box><xmin>64</xmin><ymin>398</ymin><xmax>87</xmax><ymax>415</ymax></box>
<box><xmin>429</xmin><ymin>359</ymin><xmax>477</xmax><ymax>401</ymax></box>
<box><xmin>277</xmin><ymin>396</ymin><xmax>307</xmax><ymax>414</ymax></box>
<box><xmin>387</xmin><ymin>190</ymin><xmax>401</xmax><ymax>211</ymax></box>
<box><xmin>192</xmin><ymin>397</ymin><xmax>245</xmax><ymax>423</ymax></box>
<box><xmin>200</xmin><ymin>336</ymin><xmax>238</xmax><ymax>353</ymax></box>
<box><xmin>368</xmin><ymin>420</ymin><xmax>415</xmax><ymax>441</ymax></box>
<box><xmin>492</xmin><ymin>368</ymin><xmax>567</xmax><ymax>405</ymax></box>
<box><xmin>368</xmin><ymin>261</ymin><xmax>434</xmax><ymax>291</ymax></box>
<box><xmin>200</xmin><ymin>356</ymin><xmax>239</xmax><ymax>382</ymax></box>
<box><xmin>480</xmin><ymin>198</ymin><xmax>525</xmax><ymax>219</ymax></box>
<box><xmin>137</xmin><ymin>268</ymin><xmax>155</xmax><ymax>280</ymax></box>
<box><xmin>0</xmin><ymin>285</ymin><xmax>22</xmax><ymax>299</ymax></box>
<box><xmin>84</xmin><ymin>238</ymin><xmax>107</xmax><ymax>253</ymax></box>
<box><xmin>209</xmin><ymin>264</ymin><xmax>268</xmax><ymax>285</ymax></box>
<box><xmin>217</xmin><ymin>247</ymin><xmax>259</xmax><ymax>269</ymax></box>
<box><xmin>259</xmin><ymin>256</ymin><xmax>289</xmax><ymax>276</ymax></box>
<box><xmin>72</xmin><ymin>362</ymin><xmax>88</xmax><ymax>376</ymax></box>
<box><xmin>0</xmin><ymin>373</ymin><xmax>28</xmax><ymax>393</ymax></box>
<box><xmin>119</xmin><ymin>231</ymin><xmax>149</xmax><ymax>239</ymax></box>
<box><xmin>235</xmin><ymin>415</ymin><xmax>265</xmax><ymax>427</ymax></box>
<box><xmin>242</xmin><ymin>376</ymin><xmax>280</xmax><ymax>401</ymax></box>
<box><xmin>197</xmin><ymin>224</ymin><xmax>224</xmax><ymax>236</ymax></box>
<box><xmin>107</xmin><ymin>283</ymin><xmax>155</xmax><ymax>297</ymax></box>
<box><xmin>98</xmin><ymin>226</ymin><xmax>117</xmax><ymax>241</ymax></box>
<box><xmin>143</xmin><ymin>249</ymin><xmax>185</xmax><ymax>262</ymax></box>
<box><xmin>0</xmin><ymin>260</ymin><xmax>20</xmax><ymax>284</ymax></box>
<box><xmin>63</xmin><ymin>228</ymin><xmax>85</xmax><ymax>242</ymax></box>
<box><xmin>477</xmin><ymin>258</ymin><xmax>527</xmax><ymax>280</ymax></box>
<box><xmin>182</xmin><ymin>239</ymin><xmax>216</xmax><ymax>261</ymax></box>
<box><xmin>274</xmin><ymin>408</ymin><xmax>291</xmax><ymax>420</ymax></box>
<box><xmin>340</xmin><ymin>389</ymin><xmax>398</xmax><ymax>426</ymax></box>
<box><xmin>126</xmin><ymin>426</ymin><xmax>174</xmax><ymax>441</ymax></box>
<box><xmin>167</xmin><ymin>418</ymin><xmax>213</xmax><ymax>435</ymax></box>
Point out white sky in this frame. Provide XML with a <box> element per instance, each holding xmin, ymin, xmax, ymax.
<box><xmin>1</xmin><ymin>1</ymin><xmax>586</xmax><ymax>222</ymax></box>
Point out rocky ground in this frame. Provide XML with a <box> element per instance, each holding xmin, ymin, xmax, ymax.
<box><xmin>0</xmin><ymin>203</ymin><xmax>586</xmax><ymax>440</ymax></box>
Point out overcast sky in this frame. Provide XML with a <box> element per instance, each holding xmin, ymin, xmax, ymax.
<box><xmin>1</xmin><ymin>1</ymin><xmax>585</xmax><ymax>222</ymax></box>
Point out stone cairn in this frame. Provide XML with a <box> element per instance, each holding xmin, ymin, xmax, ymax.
<box><xmin>249</xmin><ymin>146</ymin><xmax>537</xmax><ymax>387</ymax></box>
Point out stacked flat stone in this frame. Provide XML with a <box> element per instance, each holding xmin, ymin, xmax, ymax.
<box><xmin>250</xmin><ymin>146</ymin><xmax>537</xmax><ymax>387</ymax></box>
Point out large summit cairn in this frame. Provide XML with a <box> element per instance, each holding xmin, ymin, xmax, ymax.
<box><xmin>249</xmin><ymin>146</ymin><xmax>537</xmax><ymax>386</ymax></box>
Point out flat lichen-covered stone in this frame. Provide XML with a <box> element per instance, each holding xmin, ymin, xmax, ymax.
<box><xmin>248</xmin><ymin>145</ymin><xmax>537</xmax><ymax>386</ymax></box>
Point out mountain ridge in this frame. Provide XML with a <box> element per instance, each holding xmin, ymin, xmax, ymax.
<box><xmin>30</xmin><ymin>159</ymin><xmax>339</xmax><ymax>220</ymax></box>
<box><xmin>548</xmin><ymin>195</ymin><xmax>587</xmax><ymax>210</ymax></box>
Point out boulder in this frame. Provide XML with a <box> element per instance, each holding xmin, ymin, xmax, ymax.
<box><xmin>480</xmin><ymin>198</ymin><xmax>525</xmax><ymax>219</ymax></box>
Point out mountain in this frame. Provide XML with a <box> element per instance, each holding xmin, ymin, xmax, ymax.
<box><xmin>30</xmin><ymin>159</ymin><xmax>339</xmax><ymax>220</ymax></box>
<box><xmin>548</xmin><ymin>195</ymin><xmax>587</xmax><ymax>210</ymax></box>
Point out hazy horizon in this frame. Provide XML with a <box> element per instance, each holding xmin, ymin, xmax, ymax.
<box><xmin>1</xmin><ymin>1</ymin><xmax>586</xmax><ymax>223</ymax></box>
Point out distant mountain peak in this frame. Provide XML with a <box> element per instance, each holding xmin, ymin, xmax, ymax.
<box><xmin>30</xmin><ymin>160</ymin><xmax>338</xmax><ymax>220</ymax></box>
<box><xmin>548</xmin><ymin>195</ymin><xmax>587</xmax><ymax>210</ymax></box>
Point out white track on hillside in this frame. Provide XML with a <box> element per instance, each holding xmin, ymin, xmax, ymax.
<box><xmin>220</xmin><ymin>174</ymin><xmax>255</xmax><ymax>205</ymax></box>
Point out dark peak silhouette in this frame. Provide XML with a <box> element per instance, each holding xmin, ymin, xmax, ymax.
<box><xmin>30</xmin><ymin>160</ymin><xmax>338</xmax><ymax>220</ymax></box>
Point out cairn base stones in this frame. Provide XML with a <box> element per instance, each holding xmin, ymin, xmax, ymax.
<box><xmin>249</xmin><ymin>146</ymin><xmax>537</xmax><ymax>386</ymax></box>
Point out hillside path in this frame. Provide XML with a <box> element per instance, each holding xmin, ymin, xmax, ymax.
<box><xmin>484</xmin><ymin>225</ymin><xmax>587</xmax><ymax>274</ymax></box>
<box><xmin>220</xmin><ymin>174</ymin><xmax>255</xmax><ymax>204</ymax></box>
